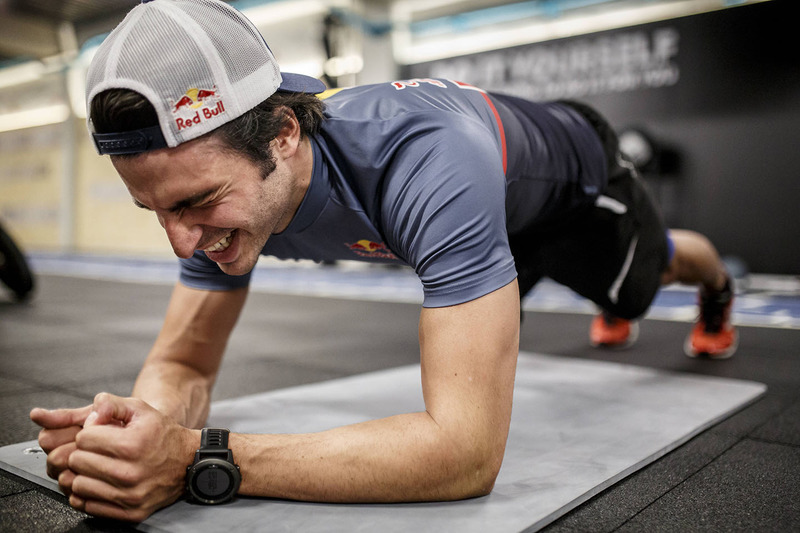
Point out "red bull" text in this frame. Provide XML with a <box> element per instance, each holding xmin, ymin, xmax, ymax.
<box><xmin>175</xmin><ymin>101</ymin><xmax>226</xmax><ymax>130</ymax></box>
<box><xmin>172</xmin><ymin>87</ymin><xmax>225</xmax><ymax>130</ymax></box>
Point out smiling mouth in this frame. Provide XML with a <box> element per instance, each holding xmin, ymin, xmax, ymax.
<box><xmin>204</xmin><ymin>231</ymin><xmax>234</xmax><ymax>253</ymax></box>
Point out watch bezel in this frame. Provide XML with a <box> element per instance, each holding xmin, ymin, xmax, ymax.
<box><xmin>186</xmin><ymin>457</ymin><xmax>241</xmax><ymax>505</ymax></box>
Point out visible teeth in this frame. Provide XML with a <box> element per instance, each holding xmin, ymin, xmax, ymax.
<box><xmin>204</xmin><ymin>232</ymin><xmax>233</xmax><ymax>252</ymax></box>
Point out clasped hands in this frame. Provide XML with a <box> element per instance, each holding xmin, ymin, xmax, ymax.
<box><xmin>30</xmin><ymin>393</ymin><xmax>198</xmax><ymax>523</ymax></box>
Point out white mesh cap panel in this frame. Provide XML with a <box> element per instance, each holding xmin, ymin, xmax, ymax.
<box><xmin>86</xmin><ymin>0</ymin><xmax>282</xmax><ymax>148</ymax></box>
<box><xmin>192</xmin><ymin>1</ymin><xmax>280</xmax><ymax>85</ymax></box>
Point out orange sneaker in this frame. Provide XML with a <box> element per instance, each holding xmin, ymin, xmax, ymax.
<box><xmin>685</xmin><ymin>278</ymin><xmax>738</xmax><ymax>359</ymax></box>
<box><xmin>590</xmin><ymin>312</ymin><xmax>639</xmax><ymax>349</ymax></box>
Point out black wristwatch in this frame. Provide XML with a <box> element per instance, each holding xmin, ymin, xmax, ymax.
<box><xmin>185</xmin><ymin>428</ymin><xmax>241</xmax><ymax>504</ymax></box>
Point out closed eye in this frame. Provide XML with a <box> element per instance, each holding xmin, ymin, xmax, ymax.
<box><xmin>131</xmin><ymin>188</ymin><xmax>220</xmax><ymax>213</ymax></box>
<box><xmin>133</xmin><ymin>199</ymin><xmax>152</xmax><ymax>211</ymax></box>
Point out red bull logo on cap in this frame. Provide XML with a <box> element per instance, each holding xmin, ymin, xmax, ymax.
<box><xmin>346</xmin><ymin>240</ymin><xmax>398</xmax><ymax>260</ymax></box>
<box><xmin>171</xmin><ymin>87</ymin><xmax>226</xmax><ymax>131</ymax></box>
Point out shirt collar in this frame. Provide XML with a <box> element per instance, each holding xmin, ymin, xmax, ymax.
<box><xmin>274</xmin><ymin>136</ymin><xmax>331</xmax><ymax>235</ymax></box>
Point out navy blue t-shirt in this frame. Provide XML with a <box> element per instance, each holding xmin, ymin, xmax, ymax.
<box><xmin>180</xmin><ymin>79</ymin><xmax>607</xmax><ymax>307</ymax></box>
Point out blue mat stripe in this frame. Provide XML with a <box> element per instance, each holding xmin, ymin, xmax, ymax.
<box><xmin>26</xmin><ymin>253</ymin><xmax>800</xmax><ymax>329</ymax></box>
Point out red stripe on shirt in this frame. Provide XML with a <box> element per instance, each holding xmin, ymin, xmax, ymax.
<box><xmin>481</xmin><ymin>93</ymin><xmax>507</xmax><ymax>176</ymax></box>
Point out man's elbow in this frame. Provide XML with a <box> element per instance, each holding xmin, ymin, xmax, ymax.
<box><xmin>471</xmin><ymin>451</ymin><xmax>504</xmax><ymax>497</ymax></box>
<box><xmin>445</xmin><ymin>441</ymin><xmax>506</xmax><ymax>500</ymax></box>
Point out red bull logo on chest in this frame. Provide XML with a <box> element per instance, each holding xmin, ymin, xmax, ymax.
<box><xmin>171</xmin><ymin>87</ymin><xmax>226</xmax><ymax>131</ymax></box>
<box><xmin>346</xmin><ymin>240</ymin><xmax>398</xmax><ymax>260</ymax></box>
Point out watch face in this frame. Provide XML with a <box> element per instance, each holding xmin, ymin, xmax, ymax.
<box><xmin>188</xmin><ymin>458</ymin><xmax>240</xmax><ymax>504</ymax></box>
<box><xmin>194</xmin><ymin>465</ymin><xmax>232</xmax><ymax>497</ymax></box>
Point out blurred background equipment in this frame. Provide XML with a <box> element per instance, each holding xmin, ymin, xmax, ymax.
<box><xmin>0</xmin><ymin>220</ymin><xmax>35</xmax><ymax>301</ymax></box>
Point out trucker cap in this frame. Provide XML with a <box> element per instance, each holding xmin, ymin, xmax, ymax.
<box><xmin>86</xmin><ymin>0</ymin><xmax>326</xmax><ymax>155</ymax></box>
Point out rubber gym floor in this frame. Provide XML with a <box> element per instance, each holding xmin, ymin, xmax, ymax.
<box><xmin>1</xmin><ymin>258</ymin><xmax>798</xmax><ymax>532</ymax></box>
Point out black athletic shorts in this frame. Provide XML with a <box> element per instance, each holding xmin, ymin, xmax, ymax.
<box><xmin>509</xmin><ymin>101</ymin><xmax>670</xmax><ymax>320</ymax></box>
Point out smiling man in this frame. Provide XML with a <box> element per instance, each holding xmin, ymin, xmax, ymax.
<box><xmin>114</xmin><ymin>132</ymin><xmax>308</xmax><ymax>276</ymax></box>
<box><xmin>30</xmin><ymin>0</ymin><xmax>736</xmax><ymax>523</ymax></box>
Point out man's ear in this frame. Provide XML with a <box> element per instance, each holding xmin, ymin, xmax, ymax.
<box><xmin>272</xmin><ymin>108</ymin><xmax>301</xmax><ymax>158</ymax></box>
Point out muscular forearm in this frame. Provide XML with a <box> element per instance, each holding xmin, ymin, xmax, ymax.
<box><xmin>132</xmin><ymin>359</ymin><xmax>213</xmax><ymax>428</ymax></box>
<box><xmin>131</xmin><ymin>283</ymin><xmax>247</xmax><ymax>427</ymax></box>
<box><xmin>231</xmin><ymin>410</ymin><xmax>506</xmax><ymax>503</ymax></box>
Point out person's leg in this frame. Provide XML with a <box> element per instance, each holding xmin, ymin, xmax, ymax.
<box><xmin>511</xmin><ymin>100</ymin><xmax>736</xmax><ymax>357</ymax></box>
<box><xmin>543</xmin><ymin>102</ymin><xmax>666</xmax><ymax>346</ymax></box>
<box><xmin>555</xmin><ymin>102</ymin><xmax>736</xmax><ymax>357</ymax></box>
<box><xmin>660</xmin><ymin>229</ymin><xmax>728</xmax><ymax>291</ymax></box>
<box><xmin>659</xmin><ymin>229</ymin><xmax>737</xmax><ymax>359</ymax></box>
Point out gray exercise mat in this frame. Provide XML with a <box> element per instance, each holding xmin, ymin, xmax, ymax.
<box><xmin>0</xmin><ymin>352</ymin><xmax>766</xmax><ymax>532</ymax></box>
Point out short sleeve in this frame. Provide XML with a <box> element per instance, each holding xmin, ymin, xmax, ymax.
<box><xmin>381</xmin><ymin>115</ymin><xmax>517</xmax><ymax>307</ymax></box>
<box><xmin>179</xmin><ymin>250</ymin><xmax>252</xmax><ymax>291</ymax></box>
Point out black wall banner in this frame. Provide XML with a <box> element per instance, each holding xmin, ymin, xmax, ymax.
<box><xmin>409</xmin><ymin>25</ymin><xmax>682</xmax><ymax>102</ymax></box>
<box><xmin>404</xmin><ymin>0</ymin><xmax>799</xmax><ymax>274</ymax></box>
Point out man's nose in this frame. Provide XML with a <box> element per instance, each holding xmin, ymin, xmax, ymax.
<box><xmin>159</xmin><ymin>212</ymin><xmax>203</xmax><ymax>259</ymax></box>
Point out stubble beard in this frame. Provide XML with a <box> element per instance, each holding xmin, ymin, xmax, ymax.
<box><xmin>216</xmin><ymin>173</ymin><xmax>291</xmax><ymax>277</ymax></box>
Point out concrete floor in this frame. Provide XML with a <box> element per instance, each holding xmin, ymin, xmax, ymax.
<box><xmin>1</xmin><ymin>272</ymin><xmax>799</xmax><ymax>532</ymax></box>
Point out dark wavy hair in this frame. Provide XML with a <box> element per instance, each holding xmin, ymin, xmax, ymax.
<box><xmin>90</xmin><ymin>89</ymin><xmax>325</xmax><ymax>177</ymax></box>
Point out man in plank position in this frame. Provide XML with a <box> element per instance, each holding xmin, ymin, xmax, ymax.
<box><xmin>31</xmin><ymin>0</ymin><xmax>736</xmax><ymax>522</ymax></box>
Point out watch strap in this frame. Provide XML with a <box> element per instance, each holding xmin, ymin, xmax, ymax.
<box><xmin>200</xmin><ymin>428</ymin><xmax>230</xmax><ymax>450</ymax></box>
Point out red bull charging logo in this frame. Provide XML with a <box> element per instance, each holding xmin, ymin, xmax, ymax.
<box><xmin>346</xmin><ymin>240</ymin><xmax>398</xmax><ymax>260</ymax></box>
<box><xmin>171</xmin><ymin>87</ymin><xmax>225</xmax><ymax>130</ymax></box>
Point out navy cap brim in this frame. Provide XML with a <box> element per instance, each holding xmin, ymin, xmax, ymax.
<box><xmin>93</xmin><ymin>124</ymin><xmax>168</xmax><ymax>155</ymax></box>
<box><xmin>278</xmin><ymin>72</ymin><xmax>326</xmax><ymax>94</ymax></box>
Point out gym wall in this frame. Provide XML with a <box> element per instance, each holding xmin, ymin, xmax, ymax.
<box><xmin>404</xmin><ymin>0</ymin><xmax>799</xmax><ymax>274</ymax></box>
<box><xmin>0</xmin><ymin>118</ymin><xmax>171</xmax><ymax>257</ymax></box>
